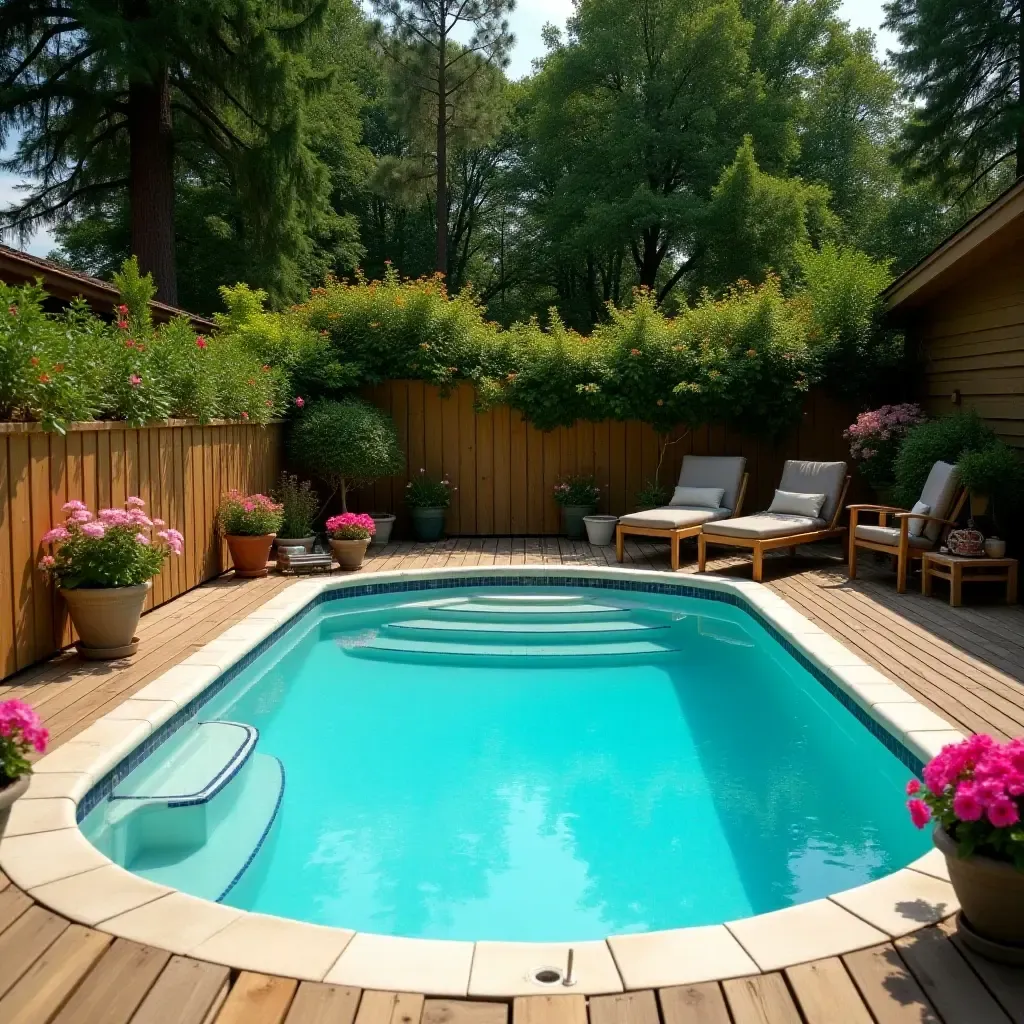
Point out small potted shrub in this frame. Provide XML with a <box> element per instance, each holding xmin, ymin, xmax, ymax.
<box><xmin>326</xmin><ymin>513</ymin><xmax>376</xmax><ymax>570</ymax></box>
<box><xmin>844</xmin><ymin>403</ymin><xmax>927</xmax><ymax>500</ymax></box>
<box><xmin>273</xmin><ymin>473</ymin><xmax>319</xmax><ymax>553</ymax></box>
<box><xmin>554</xmin><ymin>475</ymin><xmax>601</xmax><ymax>540</ymax></box>
<box><xmin>907</xmin><ymin>734</ymin><xmax>1024</xmax><ymax>957</ymax></box>
<box><xmin>38</xmin><ymin>499</ymin><xmax>184</xmax><ymax>658</ymax></box>
<box><xmin>0</xmin><ymin>700</ymin><xmax>49</xmax><ymax>838</ymax></box>
<box><xmin>289</xmin><ymin>399</ymin><xmax>404</xmax><ymax>516</ymax></box>
<box><xmin>634</xmin><ymin>478</ymin><xmax>669</xmax><ymax>512</ymax></box>
<box><xmin>957</xmin><ymin>442</ymin><xmax>1024</xmax><ymax>522</ymax></box>
<box><xmin>405</xmin><ymin>470</ymin><xmax>455</xmax><ymax>541</ymax></box>
<box><xmin>217</xmin><ymin>490</ymin><xmax>284</xmax><ymax>578</ymax></box>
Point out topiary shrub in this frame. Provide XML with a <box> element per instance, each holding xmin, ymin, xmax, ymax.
<box><xmin>289</xmin><ymin>399</ymin><xmax>404</xmax><ymax>512</ymax></box>
<box><xmin>891</xmin><ymin>411</ymin><xmax>997</xmax><ymax>509</ymax></box>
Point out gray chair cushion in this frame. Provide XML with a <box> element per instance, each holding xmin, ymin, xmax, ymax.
<box><xmin>855</xmin><ymin>523</ymin><xmax>933</xmax><ymax>550</ymax></box>
<box><xmin>702</xmin><ymin>513</ymin><xmax>826</xmax><ymax>539</ymax></box>
<box><xmin>619</xmin><ymin>505</ymin><xmax>731</xmax><ymax>530</ymax></box>
<box><xmin>678</xmin><ymin>456</ymin><xmax>746</xmax><ymax>513</ymax></box>
<box><xmin>778</xmin><ymin>460</ymin><xmax>848</xmax><ymax>524</ymax></box>
<box><xmin>918</xmin><ymin>461</ymin><xmax>959</xmax><ymax>542</ymax></box>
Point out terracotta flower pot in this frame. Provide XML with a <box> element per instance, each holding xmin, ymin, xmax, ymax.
<box><xmin>330</xmin><ymin>537</ymin><xmax>370</xmax><ymax>570</ymax></box>
<box><xmin>0</xmin><ymin>774</ymin><xmax>30</xmax><ymax>840</ymax></box>
<box><xmin>934</xmin><ymin>825</ymin><xmax>1024</xmax><ymax>952</ymax></box>
<box><xmin>60</xmin><ymin>581</ymin><xmax>151</xmax><ymax>659</ymax></box>
<box><xmin>226</xmin><ymin>534</ymin><xmax>275</xmax><ymax>578</ymax></box>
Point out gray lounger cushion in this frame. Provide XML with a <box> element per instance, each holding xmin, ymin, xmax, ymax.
<box><xmin>619</xmin><ymin>505</ymin><xmax>732</xmax><ymax>530</ymax></box>
<box><xmin>855</xmin><ymin>524</ymin><xmax>933</xmax><ymax>549</ymax></box>
<box><xmin>778</xmin><ymin>460</ymin><xmax>847</xmax><ymax>523</ymax></box>
<box><xmin>918</xmin><ymin>461</ymin><xmax>959</xmax><ymax>541</ymax></box>
<box><xmin>677</xmin><ymin>456</ymin><xmax>746</xmax><ymax>514</ymax></box>
<box><xmin>702</xmin><ymin>512</ymin><xmax>826</xmax><ymax>539</ymax></box>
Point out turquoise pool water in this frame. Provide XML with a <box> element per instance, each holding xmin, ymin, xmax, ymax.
<box><xmin>83</xmin><ymin>585</ymin><xmax>928</xmax><ymax>941</ymax></box>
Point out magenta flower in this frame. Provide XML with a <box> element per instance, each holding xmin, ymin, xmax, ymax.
<box><xmin>295</xmin><ymin>396</ymin><xmax>305</xmax><ymax>408</ymax></box>
<box><xmin>988</xmin><ymin>799</ymin><xmax>1020</xmax><ymax>828</ymax></box>
<box><xmin>952</xmin><ymin>783</ymin><xmax>984</xmax><ymax>821</ymax></box>
<box><xmin>135</xmin><ymin>533</ymin><xmax>150</xmax><ymax>546</ymax></box>
<box><xmin>41</xmin><ymin>526</ymin><xmax>70</xmax><ymax>544</ymax></box>
<box><xmin>196</xmin><ymin>336</ymin><xmax>208</xmax><ymax>349</ymax></box>
<box><xmin>129</xmin><ymin>374</ymin><xmax>142</xmax><ymax>388</ymax></box>
<box><xmin>907</xmin><ymin>798</ymin><xmax>932</xmax><ymax>829</ymax></box>
<box><xmin>0</xmin><ymin>698</ymin><xmax>49</xmax><ymax>756</ymax></box>
<box><xmin>905</xmin><ymin>779</ymin><xmax>921</xmax><ymax>796</ymax></box>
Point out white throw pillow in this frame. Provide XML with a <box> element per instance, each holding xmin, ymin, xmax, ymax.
<box><xmin>767</xmin><ymin>489</ymin><xmax>826</xmax><ymax>518</ymax></box>
<box><xmin>907</xmin><ymin>501</ymin><xmax>930</xmax><ymax>538</ymax></box>
<box><xmin>671</xmin><ymin>485</ymin><xmax>725</xmax><ymax>509</ymax></box>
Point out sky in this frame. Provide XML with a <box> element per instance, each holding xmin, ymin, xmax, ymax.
<box><xmin>1</xmin><ymin>0</ymin><xmax>894</xmax><ymax>259</ymax></box>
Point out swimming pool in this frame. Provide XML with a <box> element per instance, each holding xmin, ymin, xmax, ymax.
<box><xmin>79</xmin><ymin>575</ymin><xmax>931</xmax><ymax>943</ymax></box>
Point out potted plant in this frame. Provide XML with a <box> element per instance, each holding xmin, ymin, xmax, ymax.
<box><xmin>369</xmin><ymin>513</ymin><xmax>397</xmax><ymax>546</ymax></box>
<box><xmin>583</xmin><ymin>514</ymin><xmax>619</xmax><ymax>546</ymax></box>
<box><xmin>844</xmin><ymin>404</ymin><xmax>928</xmax><ymax>501</ymax></box>
<box><xmin>38</xmin><ymin>499</ymin><xmax>184</xmax><ymax>659</ymax></box>
<box><xmin>957</xmin><ymin>442</ymin><xmax>1024</xmax><ymax>522</ymax></box>
<box><xmin>553</xmin><ymin>475</ymin><xmax>601</xmax><ymax>540</ymax></box>
<box><xmin>273</xmin><ymin>473</ymin><xmax>319</xmax><ymax>553</ymax></box>
<box><xmin>289</xmin><ymin>399</ymin><xmax>404</xmax><ymax>518</ymax></box>
<box><xmin>0</xmin><ymin>700</ymin><xmax>49</xmax><ymax>838</ymax></box>
<box><xmin>405</xmin><ymin>470</ymin><xmax>455</xmax><ymax>541</ymax></box>
<box><xmin>217</xmin><ymin>490</ymin><xmax>284</xmax><ymax>578</ymax></box>
<box><xmin>907</xmin><ymin>734</ymin><xmax>1024</xmax><ymax>958</ymax></box>
<box><xmin>634</xmin><ymin>478</ymin><xmax>669</xmax><ymax>512</ymax></box>
<box><xmin>326</xmin><ymin>513</ymin><xmax>376</xmax><ymax>570</ymax></box>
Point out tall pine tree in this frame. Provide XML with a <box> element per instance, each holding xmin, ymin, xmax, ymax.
<box><xmin>0</xmin><ymin>0</ymin><xmax>329</xmax><ymax>303</ymax></box>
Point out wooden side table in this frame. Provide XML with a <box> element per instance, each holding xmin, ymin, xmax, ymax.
<box><xmin>921</xmin><ymin>551</ymin><xmax>1018</xmax><ymax>607</ymax></box>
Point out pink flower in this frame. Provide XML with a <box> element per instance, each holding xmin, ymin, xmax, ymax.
<box><xmin>129</xmin><ymin>374</ymin><xmax>142</xmax><ymax>388</ymax></box>
<box><xmin>952</xmin><ymin>783</ymin><xmax>984</xmax><ymax>821</ymax></box>
<box><xmin>117</xmin><ymin>319</ymin><xmax>129</xmax><ymax>330</ymax></box>
<box><xmin>153</xmin><ymin>518</ymin><xmax>165</xmax><ymax>527</ymax></box>
<box><xmin>117</xmin><ymin>304</ymin><xmax>128</xmax><ymax>315</ymax></box>
<box><xmin>905</xmin><ymin>779</ymin><xmax>921</xmax><ymax>796</ymax></box>
<box><xmin>38</xmin><ymin>554</ymin><xmax>55</xmax><ymax>569</ymax></box>
<box><xmin>62</xmin><ymin>500</ymin><xmax>87</xmax><ymax>513</ymax></box>
<box><xmin>80</xmin><ymin>521</ymin><xmax>106</xmax><ymax>539</ymax></box>
<box><xmin>0</xmin><ymin>699</ymin><xmax>48</xmax><ymax>755</ymax></box>
<box><xmin>135</xmin><ymin>533</ymin><xmax>150</xmax><ymax>545</ymax></box>
<box><xmin>126</xmin><ymin>496</ymin><xmax>145</xmax><ymax>508</ymax></box>
<box><xmin>99</xmin><ymin>508</ymin><xmax>132</xmax><ymax>526</ymax></box>
<box><xmin>241</xmin><ymin>411</ymin><xmax>249</xmax><ymax>420</ymax></box>
<box><xmin>295</xmin><ymin>396</ymin><xmax>305</xmax><ymax>408</ymax></box>
<box><xmin>41</xmin><ymin>526</ymin><xmax>70</xmax><ymax>544</ymax></box>
<box><xmin>196</xmin><ymin>336</ymin><xmax>208</xmax><ymax>349</ymax></box>
<box><xmin>988</xmin><ymin>799</ymin><xmax>1020</xmax><ymax>828</ymax></box>
<box><xmin>69</xmin><ymin>509</ymin><xmax>92</xmax><ymax>523</ymax></box>
<box><xmin>907</xmin><ymin>798</ymin><xmax>932</xmax><ymax>829</ymax></box>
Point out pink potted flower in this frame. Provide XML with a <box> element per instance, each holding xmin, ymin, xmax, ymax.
<box><xmin>907</xmin><ymin>734</ymin><xmax>1024</xmax><ymax>957</ymax></box>
<box><xmin>0</xmin><ymin>699</ymin><xmax>48</xmax><ymax>837</ymax></box>
<box><xmin>38</xmin><ymin>499</ymin><xmax>183</xmax><ymax>659</ymax></box>
<box><xmin>326</xmin><ymin>513</ymin><xmax>376</xmax><ymax>570</ymax></box>
<box><xmin>217</xmin><ymin>490</ymin><xmax>284</xmax><ymax>578</ymax></box>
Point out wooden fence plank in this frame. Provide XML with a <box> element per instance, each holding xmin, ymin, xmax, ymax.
<box><xmin>458</xmin><ymin>385</ymin><xmax>476</xmax><ymax>534</ymax></box>
<box><xmin>0</xmin><ymin>439</ymin><xmax>16</xmax><ymax>676</ymax></box>
<box><xmin>29</xmin><ymin>432</ymin><xmax>53</xmax><ymax>661</ymax></box>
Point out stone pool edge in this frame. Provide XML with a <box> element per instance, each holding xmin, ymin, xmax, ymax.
<box><xmin>0</xmin><ymin>565</ymin><xmax>962</xmax><ymax>997</ymax></box>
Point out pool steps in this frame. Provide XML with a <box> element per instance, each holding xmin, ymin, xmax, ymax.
<box><xmin>349</xmin><ymin>636</ymin><xmax>675</xmax><ymax>660</ymax></box>
<box><xmin>89</xmin><ymin>720</ymin><xmax>284</xmax><ymax>902</ymax></box>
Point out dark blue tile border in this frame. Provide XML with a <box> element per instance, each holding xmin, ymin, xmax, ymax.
<box><xmin>77</xmin><ymin>571</ymin><xmax>923</xmax><ymax>827</ymax></box>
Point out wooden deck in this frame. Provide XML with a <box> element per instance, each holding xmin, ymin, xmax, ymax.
<box><xmin>1</xmin><ymin>537</ymin><xmax>1023</xmax><ymax>1023</ymax></box>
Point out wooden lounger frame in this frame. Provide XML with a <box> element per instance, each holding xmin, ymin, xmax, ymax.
<box><xmin>616</xmin><ymin>473</ymin><xmax>749</xmax><ymax>571</ymax></box>
<box><xmin>847</xmin><ymin>489</ymin><xmax>967</xmax><ymax>594</ymax></box>
<box><xmin>696</xmin><ymin>476</ymin><xmax>851</xmax><ymax>583</ymax></box>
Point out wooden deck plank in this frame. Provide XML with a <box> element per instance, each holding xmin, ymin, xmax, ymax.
<box><xmin>52</xmin><ymin>939</ymin><xmax>170</xmax><ymax>1024</ymax></box>
<box><xmin>0</xmin><ymin>905</ymin><xmax>69</xmax><ymax>1000</ymax></box>
<box><xmin>843</xmin><ymin>944</ymin><xmax>942</xmax><ymax>1024</ymax></box>
<box><xmin>0</xmin><ymin>882</ymin><xmax>33</xmax><ymax>933</ymax></box>
<box><xmin>722</xmin><ymin>974</ymin><xmax>803</xmax><ymax>1024</ymax></box>
<box><xmin>944</xmin><ymin>921</ymin><xmax>1024</xmax><ymax>1023</ymax></box>
<box><xmin>658</xmin><ymin>984</ymin><xmax>731</xmax><ymax>1024</ymax></box>
<box><xmin>785</xmin><ymin>958</ymin><xmax>873</xmax><ymax>1024</ymax></box>
<box><xmin>589</xmin><ymin>992</ymin><xmax>660</xmax><ymax>1024</ymax></box>
<box><xmin>0</xmin><ymin>923</ymin><xmax>112</xmax><ymax>1024</ymax></box>
<box><xmin>896</xmin><ymin>926</ymin><xmax>1012</xmax><ymax>1023</ymax></box>
<box><xmin>213</xmin><ymin>972</ymin><xmax>298</xmax><ymax>1024</ymax></box>
<box><xmin>422</xmin><ymin>999</ymin><xmax>508</xmax><ymax>1024</ymax></box>
<box><xmin>512</xmin><ymin>996</ymin><xmax>587</xmax><ymax>1024</ymax></box>
<box><xmin>284</xmin><ymin>984</ymin><xmax>362</xmax><ymax>1024</ymax></box>
<box><xmin>128</xmin><ymin>955</ymin><xmax>231</xmax><ymax>1024</ymax></box>
<box><xmin>355</xmin><ymin>991</ymin><xmax>426</xmax><ymax>1024</ymax></box>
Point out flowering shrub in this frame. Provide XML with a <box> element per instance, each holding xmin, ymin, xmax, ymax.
<box><xmin>326</xmin><ymin>513</ymin><xmax>376</xmax><ymax>541</ymax></box>
<box><xmin>844</xmin><ymin>403</ymin><xmax>927</xmax><ymax>495</ymax></box>
<box><xmin>553</xmin><ymin>475</ymin><xmax>601</xmax><ymax>507</ymax></box>
<box><xmin>37</xmin><ymin>499</ymin><xmax>183</xmax><ymax>589</ymax></box>
<box><xmin>405</xmin><ymin>470</ymin><xmax>455</xmax><ymax>509</ymax></box>
<box><xmin>274</xmin><ymin>473</ymin><xmax>319</xmax><ymax>537</ymax></box>
<box><xmin>907</xmin><ymin>734</ymin><xmax>1024</xmax><ymax>869</ymax></box>
<box><xmin>217</xmin><ymin>491</ymin><xmax>284</xmax><ymax>536</ymax></box>
<box><xmin>0</xmin><ymin>699</ymin><xmax>48</xmax><ymax>784</ymax></box>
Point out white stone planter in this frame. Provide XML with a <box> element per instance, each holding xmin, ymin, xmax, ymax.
<box><xmin>370</xmin><ymin>514</ymin><xmax>396</xmax><ymax>546</ymax></box>
<box><xmin>583</xmin><ymin>515</ymin><xmax>618</xmax><ymax>546</ymax></box>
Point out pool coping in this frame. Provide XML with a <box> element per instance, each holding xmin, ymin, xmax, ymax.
<box><xmin>0</xmin><ymin>565</ymin><xmax>963</xmax><ymax>996</ymax></box>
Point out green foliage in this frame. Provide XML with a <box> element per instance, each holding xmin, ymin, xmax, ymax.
<box><xmin>957</xmin><ymin>444</ymin><xmax>1024</xmax><ymax>508</ymax></box>
<box><xmin>288</xmin><ymin>399</ymin><xmax>405</xmax><ymax>509</ymax></box>
<box><xmin>553</xmin><ymin>475</ymin><xmax>601</xmax><ymax>507</ymax></box>
<box><xmin>404</xmin><ymin>472</ymin><xmax>454</xmax><ymax>508</ymax></box>
<box><xmin>217</xmin><ymin>492</ymin><xmax>285</xmax><ymax>537</ymax></box>
<box><xmin>891</xmin><ymin>411</ymin><xmax>998</xmax><ymax>509</ymax></box>
<box><xmin>274</xmin><ymin>473</ymin><xmax>321</xmax><ymax>537</ymax></box>
<box><xmin>635</xmin><ymin>479</ymin><xmax>670</xmax><ymax>510</ymax></box>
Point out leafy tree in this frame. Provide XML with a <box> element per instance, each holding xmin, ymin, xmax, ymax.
<box><xmin>369</xmin><ymin>0</ymin><xmax>515</xmax><ymax>276</ymax></box>
<box><xmin>0</xmin><ymin>0</ymin><xmax>330</xmax><ymax>304</ymax></box>
<box><xmin>885</xmin><ymin>0</ymin><xmax>1024</xmax><ymax>193</ymax></box>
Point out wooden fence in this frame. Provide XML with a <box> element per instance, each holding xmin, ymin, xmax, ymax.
<box><xmin>0</xmin><ymin>421</ymin><xmax>281</xmax><ymax>680</ymax></box>
<box><xmin>353</xmin><ymin>381</ymin><xmax>861</xmax><ymax>537</ymax></box>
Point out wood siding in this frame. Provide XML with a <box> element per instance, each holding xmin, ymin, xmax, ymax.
<box><xmin>0</xmin><ymin>421</ymin><xmax>281</xmax><ymax>681</ymax></box>
<box><xmin>913</xmin><ymin>219</ymin><xmax>1024</xmax><ymax>449</ymax></box>
<box><xmin>353</xmin><ymin>381</ymin><xmax>860</xmax><ymax>536</ymax></box>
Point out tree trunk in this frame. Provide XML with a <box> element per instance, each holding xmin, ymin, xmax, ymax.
<box><xmin>435</xmin><ymin>38</ymin><xmax>448</xmax><ymax>277</ymax></box>
<box><xmin>340</xmin><ymin>479</ymin><xmax>348</xmax><ymax>513</ymax></box>
<box><xmin>128</xmin><ymin>68</ymin><xmax>177</xmax><ymax>305</ymax></box>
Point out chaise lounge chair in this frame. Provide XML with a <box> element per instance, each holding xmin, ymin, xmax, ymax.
<box><xmin>697</xmin><ymin>460</ymin><xmax>850</xmax><ymax>582</ymax></box>
<box><xmin>616</xmin><ymin>456</ymin><xmax>748</xmax><ymax>571</ymax></box>
<box><xmin>847</xmin><ymin>460</ymin><xmax>966</xmax><ymax>593</ymax></box>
